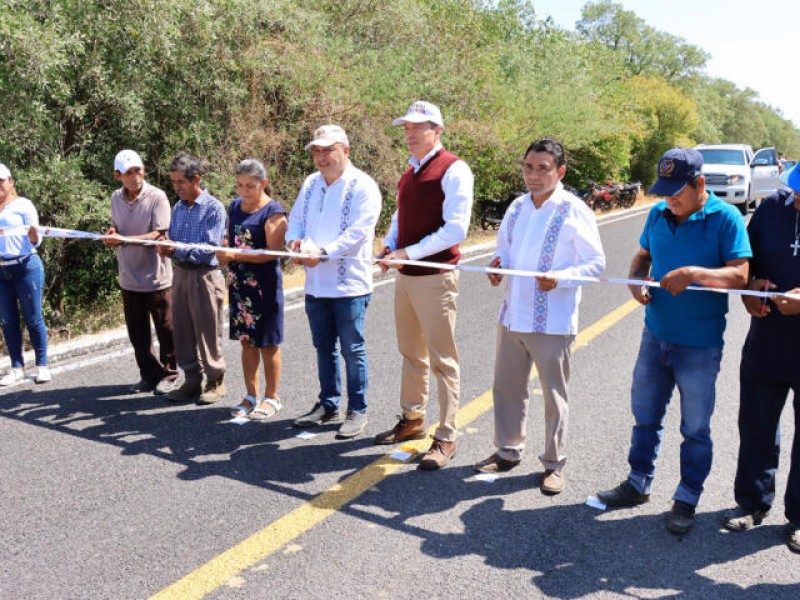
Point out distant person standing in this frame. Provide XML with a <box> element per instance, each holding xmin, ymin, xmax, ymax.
<box><xmin>724</xmin><ymin>166</ymin><xmax>800</xmax><ymax>553</ymax></box>
<box><xmin>158</xmin><ymin>153</ymin><xmax>227</xmax><ymax>405</ymax></box>
<box><xmin>287</xmin><ymin>125</ymin><xmax>382</xmax><ymax>439</ymax></box>
<box><xmin>376</xmin><ymin>101</ymin><xmax>474</xmax><ymax>470</ymax></box>
<box><xmin>216</xmin><ymin>159</ymin><xmax>287</xmax><ymax>421</ymax></box>
<box><xmin>597</xmin><ymin>148</ymin><xmax>751</xmax><ymax>535</ymax></box>
<box><xmin>474</xmin><ymin>139</ymin><xmax>606</xmax><ymax>495</ymax></box>
<box><xmin>103</xmin><ymin>150</ymin><xmax>177</xmax><ymax>395</ymax></box>
<box><xmin>0</xmin><ymin>163</ymin><xmax>50</xmax><ymax>385</ymax></box>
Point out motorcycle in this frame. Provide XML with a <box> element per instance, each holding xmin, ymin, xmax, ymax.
<box><xmin>583</xmin><ymin>180</ymin><xmax>619</xmax><ymax>211</ymax></box>
<box><xmin>478</xmin><ymin>191</ymin><xmax>524</xmax><ymax>230</ymax></box>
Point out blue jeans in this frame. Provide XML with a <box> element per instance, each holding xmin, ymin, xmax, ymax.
<box><xmin>0</xmin><ymin>254</ymin><xmax>48</xmax><ymax>367</ymax></box>
<box><xmin>627</xmin><ymin>328</ymin><xmax>722</xmax><ymax>506</ymax></box>
<box><xmin>304</xmin><ymin>294</ymin><xmax>371</xmax><ymax>414</ymax></box>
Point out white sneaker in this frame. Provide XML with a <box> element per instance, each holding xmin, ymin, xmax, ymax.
<box><xmin>34</xmin><ymin>366</ymin><xmax>52</xmax><ymax>384</ymax></box>
<box><xmin>0</xmin><ymin>368</ymin><xmax>25</xmax><ymax>386</ymax></box>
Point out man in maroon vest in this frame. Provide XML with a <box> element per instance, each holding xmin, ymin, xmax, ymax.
<box><xmin>375</xmin><ymin>101</ymin><xmax>474</xmax><ymax>470</ymax></box>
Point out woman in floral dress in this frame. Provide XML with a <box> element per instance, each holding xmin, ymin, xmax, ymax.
<box><xmin>216</xmin><ymin>159</ymin><xmax>287</xmax><ymax>419</ymax></box>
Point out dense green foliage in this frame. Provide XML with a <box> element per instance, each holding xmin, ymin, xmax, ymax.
<box><xmin>2</xmin><ymin>0</ymin><xmax>799</xmax><ymax>329</ymax></box>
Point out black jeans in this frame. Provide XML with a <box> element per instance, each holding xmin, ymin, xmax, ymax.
<box><xmin>122</xmin><ymin>288</ymin><xmax>177</xmax><ymax>383</ymax></box>
<box><xmin>735</xmin><ymin>366</ymin><xmax>800</xmax><ymax>524</ymax></box>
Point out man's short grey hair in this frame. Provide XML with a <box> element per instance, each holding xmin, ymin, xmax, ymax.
<box><xmin>168</xmin><ymin>152</ymin><xmax>207</xmax><ymax>180</ymax></box>
<box><xmin>235</xmin><ymin>158</ymin><xmax>268</xmax><ymax>181</ymax></box>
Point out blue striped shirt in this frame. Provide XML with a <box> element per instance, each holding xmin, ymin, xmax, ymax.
<box><xmin>168</xmin><ymin>190</ymin><xmax>227</xmax><ymax>265</ymax></box>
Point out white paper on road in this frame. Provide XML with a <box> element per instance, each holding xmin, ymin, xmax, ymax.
<box><xmin>296</xmin><ymin>431</ymin><xmax>317</xmax><ymax>440</ymax></box>
<box><xmin>474</xmin><ymin>473</ymin><xmax>498</xmax><ymax>483</ymax></box>
<box><xmin>228</xmin><ymin>417</ymin><xmax>251</xmax><ymax>425</ymax></box>
<box><xmin>390</xmin><ymin>450</ymin><xmax>414</xmax><ymax>461</ymax></box>
<box><xmin>586</xmin><ymin>496</ymin><xmax>607</xmax><ymax>510</ymax></box>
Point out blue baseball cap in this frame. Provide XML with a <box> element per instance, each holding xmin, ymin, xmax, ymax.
<box><xmin>648</xmin><ymin>148</ymin><xmax>704</xmax><ymax>197</ymax></box>
<box><xmin>782</xmin><ymin>163</ymin><xmax>800</xmax><ymax>193</ymax></box>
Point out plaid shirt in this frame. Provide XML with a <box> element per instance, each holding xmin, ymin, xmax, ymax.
<box><xmin>168</xmin><ymin>189</ymin><xmax>226</xmax><ymax>265</ymax></box>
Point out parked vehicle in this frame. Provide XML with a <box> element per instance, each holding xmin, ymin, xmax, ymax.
<box><xmin>583</xmin><ymin>180</ymin><xmax>618</xmax><ymax>211</ymax></box>
<box><xmin>581</xmin><ymin>180</ymin><xmax>639</xmax><ymax>211</ymax></box>
<box><xmin>477</xmin><ymin>191</ymin><xmax>523</xmax><ymax>230</ymax></box>
<box><xmin>617</xmin><ymin>181</ymin><xmax>641</xmax><ymax>208</ymax></box>
<box><xmin>694</xmin><ymin>144</ymin><xmax>781</xmax><ymax>214</ymax></box>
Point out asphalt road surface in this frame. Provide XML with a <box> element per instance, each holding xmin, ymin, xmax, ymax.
<box><xmin>2</xmin><ymin>206</ymin><xmax>798</xmax><ymax>599</ymax></box>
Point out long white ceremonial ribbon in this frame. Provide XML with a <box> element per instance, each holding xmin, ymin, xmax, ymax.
<box><xmin>3</xmin><ymin>225</ymin><xmax>799</xmax><ymax>301</ymax></box>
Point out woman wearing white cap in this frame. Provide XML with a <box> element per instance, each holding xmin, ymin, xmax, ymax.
<box><xmin>0</xmin><ymin>163</ymin><xmax>51</xmax><ymax>385</ymax></box>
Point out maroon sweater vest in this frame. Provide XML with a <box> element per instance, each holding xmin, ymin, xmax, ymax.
<box><xmin>396</xmin><ymin>148</ymin><xmax>462</xmax><ymax>276</ymax></box>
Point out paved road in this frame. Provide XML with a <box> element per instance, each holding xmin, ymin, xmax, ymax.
<box><xmin>2</xmin><ymin>207</ymin><xmax>798</xmax><ymax>599</ymax></box>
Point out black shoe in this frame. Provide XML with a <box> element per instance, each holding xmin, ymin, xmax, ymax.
<box><xmin>293</xmin><ymin>403</ymin><xmax>343</xmax><ymax>427</ymax></box>
<box><xmin>597</xmin><ymin>481</ymin><xmax>650</xmax><ymax>507</ymax></box>
<box><xmin>723</xmin><ymin>506</ymin><xmax>769</xmax><ymax>531</ymax></box>
<box><xmin>666</xmin><ymin>500</ymin><xmax>696</xmax><ymax>534</ymax></box>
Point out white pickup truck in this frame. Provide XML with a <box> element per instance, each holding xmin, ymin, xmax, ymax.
<box><xmin>694</xmin><ymin>144</ymin><xmax>781</xmax><ymax>214</ymax></box>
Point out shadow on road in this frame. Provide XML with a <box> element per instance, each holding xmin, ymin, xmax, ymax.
<box><xmin>0</xmin><ymin>383</ymin><xmax>376</xmax><ymax>495</ymax></box>
<box><xmin>4</xmin><ymin>384</ymin><xmax>799</xmax><ymax>598</ymax></box>
<box><xmin>341</xmin><ymin>467</ymin><xmax>800</xmax><ymax>598</ymax></box>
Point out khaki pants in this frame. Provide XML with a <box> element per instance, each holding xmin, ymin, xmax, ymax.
<box><xmin>172</xmin><ymin>265</ymin><xmax>226</xmax><ymax>386</ymax></box>
<box><xmin>395</xmin><ymin>271</ymin><xmax>460</xmax><ymax>442</ymax></box>
<box><xmin>492</xmin><ymin>324</ymin><xmax>574</xmax><ymax>469</ymax></box>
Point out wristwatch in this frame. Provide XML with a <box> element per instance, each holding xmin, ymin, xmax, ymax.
<box><xmin>320</xmin><ymin>249</ymin><xmax>329</xmax><ymax>262</ymax></box>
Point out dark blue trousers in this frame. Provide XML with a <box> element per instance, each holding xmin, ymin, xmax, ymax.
<box><xmin>735</xmin><ymin>367</ymin><xmax>800</xmax><ymax>524</ymax></box>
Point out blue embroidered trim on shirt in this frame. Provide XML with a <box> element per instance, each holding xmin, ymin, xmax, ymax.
<box><xmin>533</xmin><ymin>203</ymin><xmax>569</xmax><ymax>333</ymax></box>
<box><xmin>337</xmin><ymin>179</ymin><xmax>358</xmax><ymax>285</ymax></box>
<box><xmin>302</xmin><ymin>177</ymin><xmax>318</xmax><ymax>230</ymax></box>
<box><xmin>506</xmin><ymin>200</ymin><xmax>523</xmax><ymax>246</ymax></box>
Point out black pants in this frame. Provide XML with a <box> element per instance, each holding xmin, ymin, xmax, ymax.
<box><xmin>122</xmin><ymin>288</ymin><xmax>177</xmax><ymax>383</ymax></box>
<box><xmin>735</xmin><ymin>366</ymin><xmax>800</xmax><ymax>524</ymax></box>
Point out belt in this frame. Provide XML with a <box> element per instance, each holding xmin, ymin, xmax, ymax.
<box><xmin>0</xmin><ymin>254</ymin><xmax>32</xmax><ymax>267</ymax></box>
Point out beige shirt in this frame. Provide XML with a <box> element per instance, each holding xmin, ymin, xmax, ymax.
<box><xmin>110</xmin><ymin>182</ymin><xmax>173</xmax><ymax>292</ymax></box>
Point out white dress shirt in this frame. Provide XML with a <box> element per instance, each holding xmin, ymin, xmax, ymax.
<box><xmin>287</xmin><ymin>162</ymin><xmax>381</xmax><ymax>298</ymax></box>
<box><xmin>383</xmin><ymin>144</ymin><xmax>473</xmax><ymax>260</ymax></box>
<box><xmin>495</xmin><ymin>184</ymin><xmax>606</xmax><ymax>335</ymax></box>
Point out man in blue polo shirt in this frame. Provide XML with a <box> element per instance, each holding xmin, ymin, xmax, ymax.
<box><xmin>597</xmin><ymin>147</ymin><xmax>751</xmax><ymax>535</ymax></box>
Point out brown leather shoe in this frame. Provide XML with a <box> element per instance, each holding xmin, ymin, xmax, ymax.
<box><xmin>197</xmin><ymin>378</ymin><xmax>226</xmax><ymax>405</ymax></box>
<box><xmin>418</xmin><ymin>439</ymin><xmax>456</xmax><ymax>470</ymax></box>
<box><xmin>474</xmin><ymin>453</ymin><xmax>520</xmax><ymax>473</ymax></box>
<box><xmin>541</xmin><ymin>469</ymin><xmax>565</xmax><ymax>494</ymax></box>
<box><xmin>374</xmin><ymin>416</ymin><xmax>426</xmax><ymax>445</ymax></box>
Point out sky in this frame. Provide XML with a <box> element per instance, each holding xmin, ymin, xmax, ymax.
<box><xmin>530</xmin><ymin>0</ymin><xmax>798</xmax><ymax>129</ymax></box>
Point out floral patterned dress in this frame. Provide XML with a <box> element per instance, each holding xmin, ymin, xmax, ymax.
<box><xmin>227</xmin><ymin>197</ymin><xmax>285</xmax><ymax>347</ymax></box>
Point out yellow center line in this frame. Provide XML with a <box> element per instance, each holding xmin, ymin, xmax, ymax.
<box><xmin>150</xmin><ymin>299</ymin><xmax>641</xmax><ymax>600</ymax></box>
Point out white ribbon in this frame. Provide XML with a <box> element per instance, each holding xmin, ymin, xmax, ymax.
<box><xmin>2</xmin><ymin>225</ymin><xmax>798</xmax><ymax>300</ymax></box>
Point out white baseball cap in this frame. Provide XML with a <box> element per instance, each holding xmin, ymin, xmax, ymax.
<box><xmin>392</xmin><ymin>100</ymin><xmax>444</xmax><ymax>128</ymax></box>
<box><xmin>114</xmin><ymin>149</ymin><xmax>144</xmax><ymax>174</ymax></box>
<box><xmin>304</xmin><ymin>125</ymin><xmax>350</xmax><ymax>150</ymax></box>
<box><xmin>0</xmin><ymin>163</ymin><xmax>11</xmax><ymax>180</ymax></box>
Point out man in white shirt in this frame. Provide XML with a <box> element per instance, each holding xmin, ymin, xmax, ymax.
<box><xmin>375</xmin><ymin>101</ymin><xmax>474</xmax><ymax>470</ymax></box>
<box><xmin>474</xmin><ymin>138</ymin><xmax>605</xmax><ymax>494</ymax></box>
<box><xmin>287</xmin><ymin>125</ymin><xmax>382</xmax><ymax>439</ymax></box>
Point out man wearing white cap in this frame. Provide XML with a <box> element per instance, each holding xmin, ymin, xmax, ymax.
<box><xmin>103</xmin><ymin>150</ymin><xmax>177</xmax><ymax>395</ymax></box>
<box><xmin>287</xmin><ymin>125</ymin><xmax>382</xmax><ymax>439</ymax></box>
<box><xmin>724</xmin><ymin>163</ymin><xmax>800</xmax><ymax>553</ymax></box>
<box><xmin>376</xmin><ymin>101</ymin><xmax>474</xmax><ymax>470</ymax></box>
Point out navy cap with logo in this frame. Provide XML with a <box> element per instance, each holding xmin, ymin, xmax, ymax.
<box><xmin>648</xmin><ymin>148</ymin><xmax>704</xmax><ymax>197</ymax></box>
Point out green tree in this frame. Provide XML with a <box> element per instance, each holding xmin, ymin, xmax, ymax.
<box><xmin>577</xmin><ymin>1</ymin><xmax>708</xmax><ymax>81</ymax></box>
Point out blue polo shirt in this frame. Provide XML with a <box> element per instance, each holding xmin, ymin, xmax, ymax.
<box><xmin>641</xmin><ymin>192</ymin><xmax>751</xmax><ymax>348</ymax></box>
